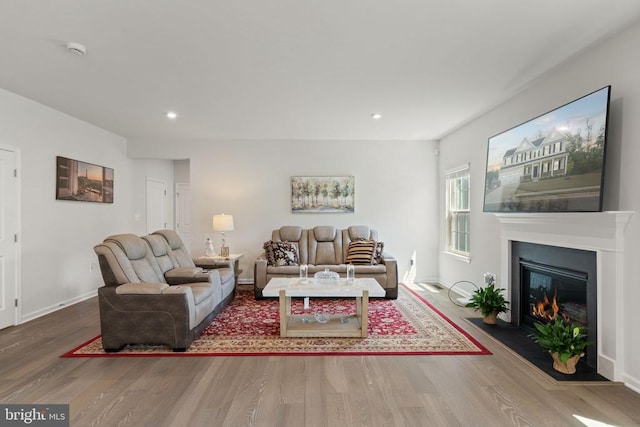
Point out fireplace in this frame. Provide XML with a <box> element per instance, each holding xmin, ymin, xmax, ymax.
<box><xmin>495</xmin><ymin>211</ymin><xmax>632</xmax><ymax>382</ymax></box>
<box><xmin>510</xmin><ymin>242</ymin><xmax>597</xmax><ymax>369</ymax></box>
<box><xmin>521</xmin><ymin>261</ymin><xmax>588</xmax><ymax>327</ymax></box>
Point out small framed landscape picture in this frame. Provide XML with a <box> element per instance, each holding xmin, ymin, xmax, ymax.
<box><xmin>56</xmin><ymin>156</ymin><xmax>114</xmax><ymax>203</ymax></box>
<box><xmin>291</xmin><ymin>176</ymin><xmax>354</xmax><ymax>213</ymax></box>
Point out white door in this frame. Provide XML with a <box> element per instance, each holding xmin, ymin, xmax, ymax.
<box><xmin>175</xmin><ymin>183</ymin><xmax>191</xmax><ymax>249</ymax></box>
<box><xmin>146</xmin><ymin>178</ymin><xmax>167</xmax><ymax>234</ymax></box>
<box><xmin>0</xmin><ymin>148</ymin><xmax>18</xmax><ymax>329</ymax></box>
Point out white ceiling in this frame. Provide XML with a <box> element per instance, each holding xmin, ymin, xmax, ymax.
<box><xmin>1</xmin><ymin>1</ymin><xmax>640</xmax><ymax>142</ymax></box>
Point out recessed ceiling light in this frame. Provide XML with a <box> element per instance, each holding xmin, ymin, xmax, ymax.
<box><xmin>66</xmin><ymin>42</ymin><xmax>87</xmax><ymax>56</ymax></box>
<box><xmin>166</xmin><ymin>111</ymin><xmax>177</xmax><ymax>119</ymax></box>
<box><xmin>371</xmin><ymin>113</ymin><xmax>382</xmax><ymax>120</ymax></box>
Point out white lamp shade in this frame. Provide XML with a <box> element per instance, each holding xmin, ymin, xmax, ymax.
<box><xmin>212</xmin><ymin>214</ymin><xmax>234</xmax><ymax>232</ymax></box>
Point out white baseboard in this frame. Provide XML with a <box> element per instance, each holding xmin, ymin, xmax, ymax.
<box><xmin>433</xmin><ymin>279</ymin><xmax>455</xmax><ymax>289</ymax></box>
<box><xmin>402</xmin><ymin>277</ymin><xmax>440</xmax><ymax>286</ymax></box>
<box><xmin>20</xmin><ymin>290</ymin><xmax>97</xmax><ymax>324</ymax></box>
<box><xmin>621</xmin><ymin>373</ymin><xmax>640</xmax><ymax>395</ymax></box>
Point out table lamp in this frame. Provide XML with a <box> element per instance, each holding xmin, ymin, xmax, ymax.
<box><xmin>212</xmin><ymin>214</ymin><xmax>234</xmax><ymax>257</ymax></box>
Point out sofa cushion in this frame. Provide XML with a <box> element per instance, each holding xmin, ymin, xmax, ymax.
<box><xmin>352</xmin><ymin>264</ymin><xmax>387</xmax><ymax>274</ymax></box>
<box><xmin>279</xmin><ymin>226</ymin><xmax>303</xmax><ymax>242</ymax></box>
<box><xmin>347</xmin><ymin>225</ymin><xmax>372</xmax><ymax>240</ymax></box>
<box><xmin>263</xmin><ymin>240</ymin><xmax>276</xmax><ymax>265</ymax></box>
<box><xmin>152</xmin><ymin>229</ymin><xmax>197</xmax><ymax>268</ymax></box>
<box><xmin>263</xmin><ymin>241</ymin><xmax>274</xmax><ymax>265</ymax></box>
<box><xmin>266</xmin><ymin>265</ymin><xmax>301</xmax><ymax>274</ymax></box>
<box><xmin>313</xmin><ymin>226</ymin><xmax>337</xmax><ymax>242</ymax></box>
<box><xmin>142</xmin><ymin>235</ymin><xmax>177</xmax><ymax>273</ymax></box>
<box><xmin>105</xmin><ymin>234</ymin><xmax>166</xmax><ymax>284</ymax></box>
<box><xmin>197</xmin><ymin>267</ymin><xmax>233</xmax><ymax>285</ymax></box>
<box><xmin>181</xmin><ymin>283</ymin><xmax>215</xmax><ymax>305</ymax></box>
<box><xmin>155</xmin><ymin>229</ymin><xmax>182</xmax><ymax>250</ymax></box>
<box><xmin>264</xmin><ymin>240</ymin><xmax>299</xmax><ymax>266</ymax></box>
<box><xmin>346</xmin><ymin>240</ymin><xmax>376</xmax><ymax>265</ymax></box>
<box><xmin>143</xmin><ymin>235</ymin><xmax>168</xmax><ymax>256</ymax></box>
<box><xmin>373</xmin><ymin>241</ymin><xmax>384</xmax><ymax>265</ymax></box>
<box><xmin>106</xmin><ymin>234</ymin><xmax>147</xmax><ymax>260</ymax></box>
<box><xmin>309</xmin><ymin>226</ymin><xmax>342</xmax><ymax>265</ymax></box>
<box><xmin>309</xmin><ymin>265</ymin><xmax>347</xmax><ymax>273</ymax></box>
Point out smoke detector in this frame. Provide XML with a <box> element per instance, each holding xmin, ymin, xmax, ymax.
<box><xmin>66</xmin><ymin>42</ymin><xmax>87</xmax><ymax>56</ymax></box>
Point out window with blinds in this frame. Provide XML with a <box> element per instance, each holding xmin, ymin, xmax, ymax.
<box><xmin>445</xmin><ymin>164</ymin><xmax>470</xmax><ymax>257</ymax></box>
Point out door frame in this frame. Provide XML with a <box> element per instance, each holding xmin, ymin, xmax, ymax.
<box><xmin>145</xmin><ymin>177</ymin><xmax>168</xmax><ymax>234</ymax></box>
<box><xmin>175</xmin><ymin>182</ymin><xmax>191</xmax><ymax>248</ymax></box>
<box><xmin>0</xmin><ymin>144</ymin><xmax>21</xmax><ymax>327</ymax></box>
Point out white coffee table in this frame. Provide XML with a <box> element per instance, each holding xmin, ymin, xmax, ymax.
<box><xmin>262</xmin><ymin>277</ymin><xmax>386</xmax><ymax>338</ymax></box>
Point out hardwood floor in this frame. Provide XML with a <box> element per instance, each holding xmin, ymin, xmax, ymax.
<box><xmin>1</xmin><ymin>284</ymin><xmax>640</xmax><ymax>426</ymax></box>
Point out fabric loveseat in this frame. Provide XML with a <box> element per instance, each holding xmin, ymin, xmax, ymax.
<box><xmin>254</xmin><ymin>225</ymin><xmax>398</xmax><ymax>299</ymax></box>
<box><xmin>94</xmin><ymin>231</ymin><xmax>235</xmax><ymax>352</ymax></box>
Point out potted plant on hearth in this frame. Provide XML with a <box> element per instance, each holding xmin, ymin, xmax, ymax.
<box><xmin>530</xmin><ymin>318</ymin><xmax>591</xmax><ymax>374</ymax></box>
<box><xmin>465</xmin><ymin>274</ymin><xmax>509</xmax><ymax>325</ymax></box>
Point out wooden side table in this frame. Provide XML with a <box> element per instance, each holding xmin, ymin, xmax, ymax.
<box><xmin>194</xmin><ymin>253</ymin><xmax>244</xmax><ymax>286</ymax></box>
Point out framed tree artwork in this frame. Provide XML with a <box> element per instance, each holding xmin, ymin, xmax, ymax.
<box><xmin>291</xmin><ymin>176</ymin><xmax>354</xmax><ymax>213</ymax></box>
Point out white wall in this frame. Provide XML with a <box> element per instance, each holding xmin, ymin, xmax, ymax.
<box><xmin>438</xmin><ymin>22</ymin><xmax>640</xmax><ymax>391</ymax></box>
<box><xmin>0</xmin><ymin>88</ymin><xmax>174</xmax><ymax>322</ymax></box>
<box><xmin>174</xmin><ymin>159</ymin><xmax>190</xmax><ymax>184</ymax></box>
<box><xmin>129</xmin><ymin>139</ymin><xmax>440</xmax><ymax>284</ymax></box>
<box><xmin>132</xmin><ymin>158</ymin><xmax>176</xmax><ymax>230</ymax></box>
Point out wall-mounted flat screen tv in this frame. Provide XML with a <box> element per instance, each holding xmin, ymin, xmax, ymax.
<box><xmin>483</xmin><ymin>86</ymin><xmax>610</xmax><ymax>213</ymax></box>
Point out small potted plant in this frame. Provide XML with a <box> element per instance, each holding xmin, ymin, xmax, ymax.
<box><xmin>465</xmin><ymin>273</ymin><xmax>509</xmax><ymax>324</ymax></box>
<box><xmin>530</xmin><ymin>318</ymin><xmax>591</xmax><ymax>374</ymax></box>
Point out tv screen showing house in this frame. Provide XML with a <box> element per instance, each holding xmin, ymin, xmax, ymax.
<box><xmin>483</xmin><ymin>86</ymin><xmax>610</xmax><ymax>213</ymax></box>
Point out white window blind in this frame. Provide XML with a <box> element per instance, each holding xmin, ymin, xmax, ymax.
<box><xmin>445</xmin><ymin>164</ymin><xmax>470</xmax><ymax>257</ymax></box>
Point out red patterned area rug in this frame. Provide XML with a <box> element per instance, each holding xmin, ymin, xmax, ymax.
<box><xmin>63</xmin><ymin>284</ymin><xmax>490</xmax><ymax>357</ymax></box>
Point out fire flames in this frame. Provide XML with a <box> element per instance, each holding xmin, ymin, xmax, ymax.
<box><xmin>531</xmin><ymin>290</ymin><xmax>570</xmax><ymax>322</ymax></box>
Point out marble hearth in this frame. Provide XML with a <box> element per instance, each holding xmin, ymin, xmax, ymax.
<box><xmin>495</xmin><ymin>211</ymin><xmax>632</xmax><ymax>381</ymax></box>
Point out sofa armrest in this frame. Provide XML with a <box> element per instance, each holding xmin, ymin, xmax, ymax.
<box><xmin>193</xmin><ymin>257</ymin><xmax>235</xmax><ymax>273</ymax></box>
<box><xmin>104</xmin><ymin>283</ymin><xmax>194</xmax><ymax>308</ymax></box>
<box><xmin>104</xmin><ymin>284</ymin><xmax>196</xmax><ymax>327</ymax></box>
<box><xmin>162</xmin><ymin>285</ymin><xmax>196</xmax><ymax>328</ymax></box>
<box><xmin>381</xmin><ymin>256</ymin><xmax>398</xmax><ymax>299</ymax></box>
<box><xmin>165</xmin><ymin>266</ymin><xmax>216</xmax><ymax>285</ymax></box>
<box><xmin>380</xmin><ymin>254</ymin><xmax>397</xmax><ymax>269</ymax></box>
<box><xmin>195</xmin><ymin>269</ymin><xmax>222</xmax><ymax>287</ymax></box>
<box><xmin>111</xmin><ymin>283</ymin><xmax>195</xmax><ymax>310</ymax></box>
<box><xmin>98</xmin><ymin>285</ymin><xmax>197</xmax><ymax>350</ymax></box>
<box><xmin>254</xmin><ymin>258</ymin><xmax>268</xmax><ymax>289</ymax></box>
<box><xmin>115</xmin><ymin>282</ymin><xmax>170</xmax><ymax>295</ymax></box>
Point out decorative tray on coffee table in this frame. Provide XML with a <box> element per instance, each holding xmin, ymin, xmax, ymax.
<box><xmin>313</xmin><ymin>268</ymin><xmax>340</xmax><ymax>284</ymax></box>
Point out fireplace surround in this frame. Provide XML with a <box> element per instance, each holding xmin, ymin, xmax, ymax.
<box><xmin>495</xmin><ymin>211</ymin><xmax>632</xmax><ymax>381</ymax></box>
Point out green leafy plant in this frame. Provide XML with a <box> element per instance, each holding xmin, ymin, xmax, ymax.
<box><xmin>465</xmin><ymin>282</ymin><xmax>509</xmax><ymax>317</ymax></box>
<box><xmin>530</xmin><ymin>318</ymin><xmax>591</xmax><ymax>363</ymax></box>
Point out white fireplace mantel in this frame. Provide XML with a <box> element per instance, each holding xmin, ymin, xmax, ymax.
<box><xmin>495</xmin><ymin>211</ymin><xmax>633</xmax><ymax>252</ymax></box>
<box><xmin>495</xmin><ymin>211</ymin><xmax>633</xmax><ymax>381</ymax></box>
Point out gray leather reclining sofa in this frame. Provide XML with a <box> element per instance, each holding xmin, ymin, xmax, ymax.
<box><xmin>254</xmin><ymin>225</ymin><xmax>398</xmax><ymax>299</ymax></box>
<box><xmin>93</xmin><ymin>230</ymin><xmax>234</xmax><ymax>352</ymax></box>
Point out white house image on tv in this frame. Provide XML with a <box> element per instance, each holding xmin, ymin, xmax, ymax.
<box><xmin>498</xmin><ymin>128</ymin><xmax>569</xmax><ymax>186</ymax></box>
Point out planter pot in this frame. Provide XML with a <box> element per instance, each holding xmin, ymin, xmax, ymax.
<box><xmin>482</xmin><ymin>312</ymin><xmax>498</xmax><ymax>325</ymax></box>
<box><xmin>550</xmin><ymin>352</ymin><xmax>583</xmax><ymax>374</ymax></box>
